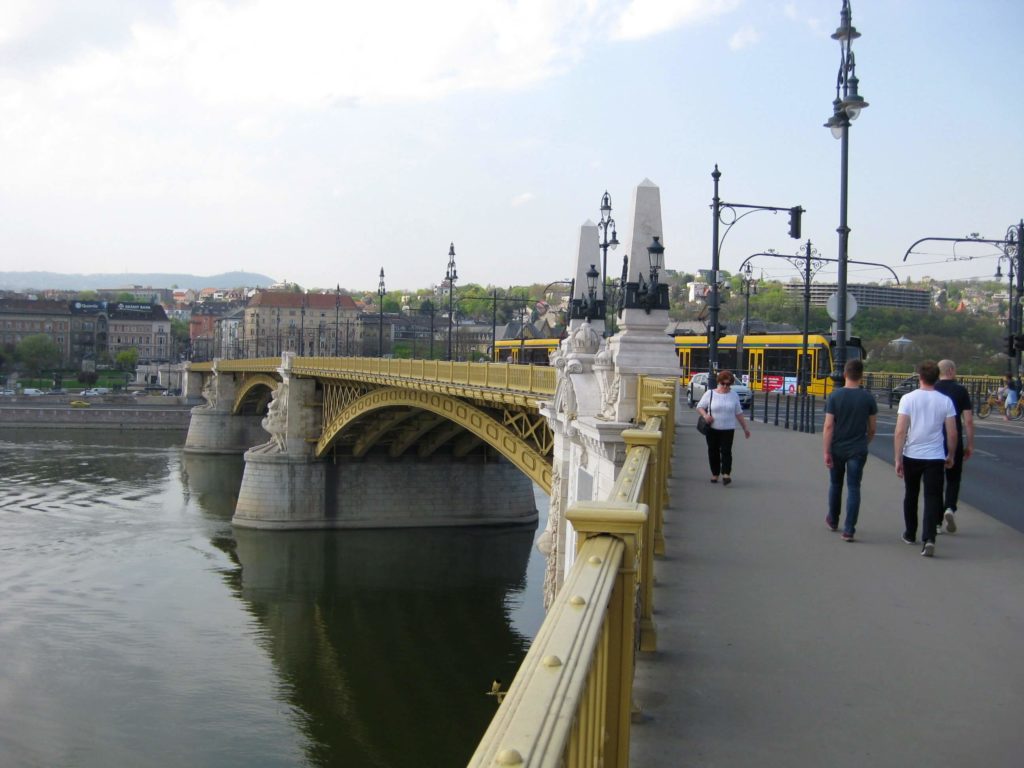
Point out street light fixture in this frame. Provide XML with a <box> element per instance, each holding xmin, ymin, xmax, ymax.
<box><xmin>445</xmin><ymin>243</ymin><xmax>458</xmax><ymax>361</ymax></box>
<box><xmin>334</xmin><ymin>284</ymin><xmax>341</xmax><ymax>356</ymax></box>
<box><xmin>597</xmin><ymin>191</ymin><xmax>618</xmax><ymax>331</ymax></box>
<box><xmin>825</xmin><ymin>0</ymin><xmax>869</xmax><ymax>383</ymax></box>
<box><xmin>377</xmin><ymin>268</ymin><xmax>386</xmax><ymax>358</ymax></box>
<box><xmin>622</xmin><ymin>236</ymin><xmax>670</xmax><ymax>314</ymax></box>
<box><xmin>300</xmin><ymin>292</ymin><xmax>307</xmax><ymax>356</ymax></box>
<box><xmin>581</xmin><ymin>264</ymin><xmax>601</xmax><ymax>320</ymax></box>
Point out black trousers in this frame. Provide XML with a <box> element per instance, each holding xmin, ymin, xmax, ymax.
<box><xmin>705</xmin><ymin>428</ymin><xmax>735</xmax><ymax>476</ymax></box>
<box><xmin>903</xmin><ymin>456</ymin><xmax>945</xmax><ymax>543</ymax></box>
<box><xmin>943</xmin><ymin>440</ymin><xmax>964</xmax><ymax>512</ymax></box>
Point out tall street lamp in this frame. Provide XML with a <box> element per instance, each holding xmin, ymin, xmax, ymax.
<box><xmin>299</xmin><ymin>292</ymin><xmax>307</xmax><ymax>356</ymax></box>
<box><xmin>377</xmin><ymin>268</ymin><xmax>386</xmax><ymax>358</ymax></box>
<box><xmin>445</xmin><ymin>243</ymin><xmax>457</xmax><ymax>361</ymax></box>
<box><xmin>995</xmin><ymin>254</ymin><xmax>1015</xmax><ymax>375</ymax></box>
<box><xmin>334</xmin><ymin>284</ymin><xmax>341</xmax><ymax>356</ymax></box>
<box><xmin>825</xmin><ymin>0</ymin><xmax>869</xmax><ymax>383</ymax></box>
<box><xmin>597</xmin><ymin>191</ymin><xmax>618</xmax><ymax>332</ymax></box>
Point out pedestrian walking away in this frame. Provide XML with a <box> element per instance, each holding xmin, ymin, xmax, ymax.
<box><xmin>695</xmin><ymin>370</ymin><xmax>751</xmax><ymax>486</ymax></box>
<box><xmin>934</xmin><ymin>359</ymin><xmax>974</xmax><ymax>533</ymax></box>
<box><xmin>894</xmin><ymin>360</ymin><xmax>956</xmax><ymax>557</ymax></box>
<box><xmin>822</xmin><ymin>359</ymin><xmax>877</xmax><ymax>541</ymax></box>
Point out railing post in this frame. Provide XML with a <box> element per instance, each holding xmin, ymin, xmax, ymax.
<box><xmin>567</xmin><ymin>502</ymin><xmax>646</xmax><ymax>767</ymax></box>
<box><xmin>620</xmin><ymin>427</ymin><xmax>660</xmax><ymax>652</ymax></box>
<box><xmin>640</xmin><ymin>405</ymin><xmax>670</xmax><ymax>558</ymax></box>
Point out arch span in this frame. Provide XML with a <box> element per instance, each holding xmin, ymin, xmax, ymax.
<box><xmin>316</xmin><ymin>387</ymin><xmax>552</xmax><ymax>494</ymax></box>
<box><xmin>232</xmin><ymin>373</ymin><xmax>281</xmax><ymax>415</ymax></box>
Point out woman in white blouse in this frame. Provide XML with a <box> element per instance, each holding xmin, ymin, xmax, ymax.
<box><xmin>695</xmin><ymin>370</ymin><xmax>751</xmax><ymax>485</ymax></box>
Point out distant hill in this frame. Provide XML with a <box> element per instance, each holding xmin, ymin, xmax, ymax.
<box><xmin>0</xmin><ymin>271</ymin><xmax>275</xmax><ymax>292</ymax></box>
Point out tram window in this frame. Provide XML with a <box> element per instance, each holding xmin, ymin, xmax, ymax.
<box><xmin>764</xmin><ymin>348</ymin><xmax>797</xmax><ymax>375</ymax></box>
<box><xmin>817</xmin><ymin>346</ymin><xmax>832</xmax><ymax>377</ymax></box>
<box><xmin>718</xmin><ymin>349</ymin><xmax>737</xmax><ymax>371</ymax></box>
<box><xmin>689</xmin><ymin>348</ymin><xmax>709</xmax><ymax>372</ymax></box>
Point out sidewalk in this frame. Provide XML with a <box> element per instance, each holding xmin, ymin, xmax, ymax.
<box><xmin>629</xmin><ymin>406</ymin><xmax>1024</xmax><ymax>767</ymax></box>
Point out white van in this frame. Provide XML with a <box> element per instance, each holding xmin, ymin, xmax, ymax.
<box><xmin>21</xmin><ymin>388</ymin><xmax>45</xmax><ymax>396</ymax></box>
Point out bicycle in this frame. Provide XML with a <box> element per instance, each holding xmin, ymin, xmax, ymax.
<box><xmin>976</xmin><ymin>391</ymin><xmax>1023</xmax><ymax>420</ymax></box>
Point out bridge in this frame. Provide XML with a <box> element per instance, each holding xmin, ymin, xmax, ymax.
<box><xmin>181</xmin><ymin>179</ymin><xmax>690</xmax><ymax>765</ymax></box>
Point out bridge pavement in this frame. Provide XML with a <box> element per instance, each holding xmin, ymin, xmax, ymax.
<box><xmin>629</xmin><ymin>406</ymin><xmax>1024</xmax><ymax>767</ymax></box>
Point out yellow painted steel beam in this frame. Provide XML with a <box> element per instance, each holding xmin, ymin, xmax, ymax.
<box><xmin>231</xmin><ymin>373</ymin><xmax>282</xmax><ymax>414</ymax></box>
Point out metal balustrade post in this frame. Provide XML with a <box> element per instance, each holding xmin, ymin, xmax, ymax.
<box><xmin>621</xmin><ymin>427</ymin><xmax>661</xmax><ymax>653</ymax></box>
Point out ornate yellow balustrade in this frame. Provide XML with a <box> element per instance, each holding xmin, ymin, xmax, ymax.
<box><xmin>468</xmin><ymin>377</ymin><xmax>676</xmax><ymax>768</ymax></box>
<box><xmin>191</xmin><ymin>357</ymin><xmax>556</xmax><ymax>403</ymax></box>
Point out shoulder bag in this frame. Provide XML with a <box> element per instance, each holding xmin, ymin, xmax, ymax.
<box><xmin>696</xmin><ymin>390</ymin><xmax>713</xmax><ymax>435</ymax></box>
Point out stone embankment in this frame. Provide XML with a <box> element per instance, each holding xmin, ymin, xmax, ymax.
<box><xmin>0</xmin><ymin>397</ymin><xmax>192</xmax><ymax>430</ymax></box>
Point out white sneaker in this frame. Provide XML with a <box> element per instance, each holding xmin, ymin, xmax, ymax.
<box><xmin>943</xmin><ymin>509</ymin><xmax>957</xmax><ymax>534</ymax></box>
<box><xmin>921</xmin><ymin>541</ymin><xmax>935</xmax><ymax>558</ymax></box>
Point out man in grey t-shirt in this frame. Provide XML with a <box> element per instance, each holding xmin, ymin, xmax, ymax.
<box><xmin>823</xmin><ymin>359</ymin><xmax>878</xmax><ymax>541</ymax></box>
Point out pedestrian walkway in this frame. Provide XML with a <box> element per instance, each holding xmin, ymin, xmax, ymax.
<box><xmin>629</xmin><ymin>406</ymin><xmax>1024</xmax><ymax>767</ymax></box>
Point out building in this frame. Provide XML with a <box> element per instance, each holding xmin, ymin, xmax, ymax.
<box><xmin>215</xmin><ymin>307</ymin><xmax>246</xmax><ymax>359</ymax></box>
<box><xmin>0</xmin><ymin>298</ymin><xmax>72</xmax><ymax>365</ymax></box>
<box><xmin>106</xmin><ymin>302</ymin><xmax>172</xmax><ymax>362</ymax></box>
<box><xmin>782</xmin><ymin>282</ymin><xmax>930</xmax><ymax>311</ymax></box>
<box><xmin>243</xmin><ymin>291</ymin><xmax>361</xmax><ymax>358</ymax></box>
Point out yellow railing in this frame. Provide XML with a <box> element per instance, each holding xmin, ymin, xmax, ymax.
<box><xmin>468</xmin><ymin>377</ymin><xmax>676</xmax><ymax>767</ymax></box>
<box><xmin>190</xmin><ymin>357</ymin><xmax>556</xmax><ymax>397</ymax></box>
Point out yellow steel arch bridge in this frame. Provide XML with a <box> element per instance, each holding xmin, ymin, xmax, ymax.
<box><xmin>191</xmin><ymin>357</ymin><xmax>557</xmax><ymax>492</ymax></box>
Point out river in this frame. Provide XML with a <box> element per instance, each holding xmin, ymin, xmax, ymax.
<box><xmin>0</xmin><ymin>428</ymin><xmax>545</xmax><ymax>767</ymax></box>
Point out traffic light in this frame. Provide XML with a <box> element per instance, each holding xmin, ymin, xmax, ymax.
<box><xmin>1007</xmin><ymin>335</ymin><xmax>1016</xmax><ymax>355</ymax></box>
<box><xmin>1014</xmin><ymin>334</ymin><xmax>1024</xmax><ymax>352</ymax></box>
<box><xmin>788</xmin><ymin>206</ymin><xmax>803</xmax><ymax>239</ymax></box>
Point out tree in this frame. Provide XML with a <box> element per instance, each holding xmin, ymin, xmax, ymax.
<box><xmin>116</xmin><ymin>291</ymin><xmax>138</xmax><ymax>302</ymax></box>
<box><xmin>16</xmin><ymin>334</ymin><xmax>61</xmax><ymax>376</ymax></box>
<box><xmin>115</xmin><ymin>348</ymin><xmax>139</xmax><ymax>370</ymax></box>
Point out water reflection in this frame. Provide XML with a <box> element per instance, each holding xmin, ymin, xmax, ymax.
<box><xmin>184</xmin><ymin>452</ymin><xmax>537</xmax><ymax>767</ymax></box>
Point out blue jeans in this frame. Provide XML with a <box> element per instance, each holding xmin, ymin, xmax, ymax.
<box><xmin>828</xmin><ymin>451</ymin><xmax>867</xmax><ymax>535</ymax></box>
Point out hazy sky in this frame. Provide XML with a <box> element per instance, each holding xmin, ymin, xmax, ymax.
<box><xmin>0</xmin><ymin>1</ymin><xmax>1021</xmax><ymax>292</ymax></box>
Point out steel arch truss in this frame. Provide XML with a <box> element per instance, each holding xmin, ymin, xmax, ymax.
<box><xmin>232</xmin><ymin>373</ymin><xmax>282</xmax><ymax>414</ymax></box>
<box><xmin>316</xmin><ymin>387</ymin><xmax>553</xmax><ymax>493</ymax></box>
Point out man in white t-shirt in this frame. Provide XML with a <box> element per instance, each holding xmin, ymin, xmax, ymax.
<box><xmin>894</xmin><ymin>360</ymin><xmax>956</xmax><ymax>557</ymax></box>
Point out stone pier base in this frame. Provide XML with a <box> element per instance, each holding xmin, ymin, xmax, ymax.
<box><xmin>184</xmin><ymin>409</ymin><xmax>267</xmax><ymax>454</ymax></box>
<box><xmin>233</xmin><ymin>452</ymin><xmax>538</xmax><ymax>530</ymax></box>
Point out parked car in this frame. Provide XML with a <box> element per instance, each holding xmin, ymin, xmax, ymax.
<box><xmin>687</xmin><ymin>373</ymin><xmax>752</xmax><ymax>409</ymax></box>
<box><xmin>21</xmin><ymin>388</ymin><xmax>45</xmax><ymax>396</ymax></box>
<box><xmin>890</xmin><ymin>375</ymin><xmax>917</xmax><ymax>402</ymax></box>
<box><xmin>1</xmin><ymin>389</ymin><xmax>15</xmax><ymax>396</ymax></box>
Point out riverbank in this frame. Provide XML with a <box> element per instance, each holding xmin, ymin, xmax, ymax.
<box><xmin>0</xmin><ymin>401</ymin><xmax>192</xmax><ymax>430</ymax></box>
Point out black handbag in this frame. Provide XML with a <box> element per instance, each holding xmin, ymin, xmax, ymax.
<box><xmin>696</xmin><ymin>391</ymin><xmax>712</xmax><ymax>435</ymax></box>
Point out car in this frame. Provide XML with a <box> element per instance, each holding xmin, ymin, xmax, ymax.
<box><xmin>70</xmin><ymin>399</ymin><xmax>91</xmax><ymax>408</ymax></box>
<box><xmin>80</xmin><ymin>388</ymin><xmax>101</xmax><ymax>397</ymax></box>
<box><xmin>687</xmin><ymin>373</ymin><xmax>752</xmax><ymax>410</ymax></box>
<box><xmin>21</xmin><ymin>388</ymin><xmax>45</xmax><ymax>396</ymax></box>
<box><xmin>132</xmin><ymin>390</ymin><xmax>149</xmax><ymax>396</ymax></box>
<box><xmin>1</xmin><ymin>389</ymin><xmax>15</xmax><ymax>396</ymax></box>
<box><xmin>890</xmin><ymin>375</ymin><xmax>917</xmax><ymax>402</ymax></box>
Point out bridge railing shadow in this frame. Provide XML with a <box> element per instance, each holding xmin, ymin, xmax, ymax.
<box><xmin>468</xmin><ymin>376</ymin><xmax>676</xmax><ymax>768</ymax></box>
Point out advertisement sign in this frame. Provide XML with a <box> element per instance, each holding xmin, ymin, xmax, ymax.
<box><xmin>763</xmin><ymin>374</ymin><xmax>784</xmax><ymax>392</ymax></box>
<box><xmin>785</xmin><ymin>376</ymin><xmax>798</xmax><ymax>394</ymax></box>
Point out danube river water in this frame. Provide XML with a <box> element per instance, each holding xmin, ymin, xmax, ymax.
<box><xmin>0</xmin><ymin>428</ymin><xmax>546</xmax><ymax>767</ymax></box>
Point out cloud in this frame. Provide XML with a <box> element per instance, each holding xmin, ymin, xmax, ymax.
<box><xmin>612</xmin><ymin>0</ymin><xmax>740</xmax><ymax>41</ymax></box>
<box><xmin>728</xmin><ymin>24</ymin><xmax>759</xmax><ymax>50</ymax></box>
<box><xmin>511</xmin><ymin>192</ymin><xmax>535</xmax><ymax>207</ymax></box>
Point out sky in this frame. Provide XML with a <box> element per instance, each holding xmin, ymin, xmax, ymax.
<box><xmin>0</xmin><ymin>0</ymin><xmax>1022</xmax><ymax>294</ymax></box>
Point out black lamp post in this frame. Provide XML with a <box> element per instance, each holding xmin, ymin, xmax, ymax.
<box><xmin>445</xmin><ymin>243</ymin><xmax>457</xmax><ymax>361</ymax></box>
<box><xmin>300</xmin><ymin>292</ymin><xmax>307</xmax><ymax>356</ymax></box>
<box><xmin>996</xmin><ymin>247</ymin><xmax>1017</xmax><ymax>376</ymax></box>
<box><xmin>255</xmin><ymin>313</ymin><xmax>260</xmax><ymax>358</ymax></box>
<box><xmin>597</xmin><ymin>191</ymin><xmax>618</xmax><ymax>331</ymax></box>
<box><xmin>825</xmin><ymin>0</ymin><xmax>869</xmax><ymax>384</ymax></box>
<box><xmin>377</xmin><ymin>268</ymin><xmax>386</xmax><ymax>358</ymax></box>
<box><xmin>740</xmin><ymin>262</ymin><xmax>758</xmax><ymax>335</ymax></box>
<box><xmin>581</xmin><ymin>264</ymin><xmax>601</xmax><ymax>320</ymax></box>
<box><xmin>275</xmin><ymin>307</ymin><xmax>281</xmax><ymax>355</ymax></box>
<box><xmin>334</xmin><ymin>284</ymin><xmax>341</xmax><ymax>356</ymax></box>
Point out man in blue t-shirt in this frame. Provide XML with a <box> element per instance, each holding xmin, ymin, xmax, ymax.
<box><xmin>823</xmin><ymin>359</ymin><xmax>878</xmax><ymax>541</ymax></box>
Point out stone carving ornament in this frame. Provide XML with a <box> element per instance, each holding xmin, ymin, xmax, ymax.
<box><xmin>253</xmin><ymin>380</ymin><xmax>289</xmax><ymax>453</ymax></box>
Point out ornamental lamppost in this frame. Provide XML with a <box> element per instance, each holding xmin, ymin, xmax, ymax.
<box><xmin>377</xmin><ymin>268</ymin><xmax>386</xmax><ymax>358</ymax></box>
<box><xmin>582</xmin><ymin>264</ymin><xmax>601</xmax><ymax>320</ymax></box>
<box><xmin>299</xmin><ymin>292</ymin><xmax>307</xmax><ymax>356</ymax></box>
<box><xmin>445</xmin><ymin>243</ymin><xmax>458</xmax><ymax>361</ymax></box>
<box><xmin>597</xmin><ymin>191</ymin><xmax>618</xmax><ymax>331</ymax></box>
<box><xmin>334</xmin><ymin>284</ymin><xmax>341</xmax><ymax>356</ymax></box>
<box><xmin>825</xmin><ymin>0</ymin><xmax>869</xmax><ymax>383</ymax></box>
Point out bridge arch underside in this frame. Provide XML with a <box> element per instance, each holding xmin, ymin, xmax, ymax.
<box><xmin>232</xmin><ymin>374</ymin><xmax>280</xmax><ymax>416</ymax></box>
<box><xmin>317</xmin><ymin>387</ymin><xmax>553</xmax><ymax>495</ymax></box>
